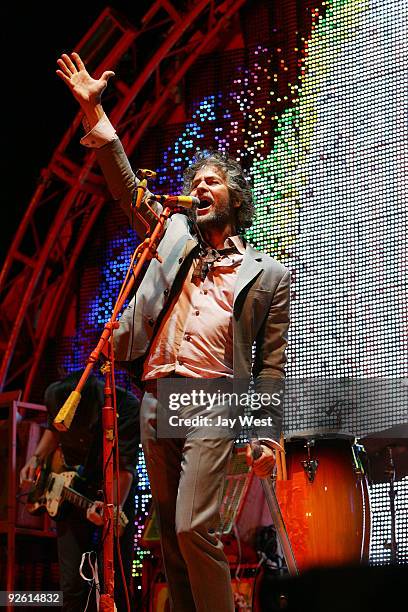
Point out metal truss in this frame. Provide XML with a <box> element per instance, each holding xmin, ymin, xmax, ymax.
<box><xmin>0</xmin><ymin>0</ymin><xmax>246</xmax><ymax>397</ymax></box>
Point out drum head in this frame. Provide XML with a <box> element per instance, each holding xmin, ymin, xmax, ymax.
<box><xmin>284</xmin><ymin>428</ymin><xmax>355</xmax><ymax>443</ymax></box>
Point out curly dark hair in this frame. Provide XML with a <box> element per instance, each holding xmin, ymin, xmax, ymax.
<box><xmin>182</xmin><ymin>150</ymin><xmax>255</xmax><ymax>232</ymax></box>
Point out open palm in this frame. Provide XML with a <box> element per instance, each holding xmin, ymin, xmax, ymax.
<box><xmin>56</xmin><ymin>52</ymin><xmax>114</xmax><ymax>106</ymax></box>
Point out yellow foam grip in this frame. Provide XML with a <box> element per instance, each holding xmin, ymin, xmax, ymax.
<box><xmin>53</xmin><ymin>390</ymin><xmax>81</xmax><ymax>432</ymax></box>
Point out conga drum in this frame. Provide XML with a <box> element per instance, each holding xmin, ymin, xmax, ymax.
<box><xmin>275</xmin><ymin>429</ymin><xmax>371</xmax><ymax>572</ymax></box>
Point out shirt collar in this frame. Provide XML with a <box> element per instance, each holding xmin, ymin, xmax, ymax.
<box><xmin>225</xmin><ymin>235</ymin><xmax>246</xmax><ymax>255</ymax></box>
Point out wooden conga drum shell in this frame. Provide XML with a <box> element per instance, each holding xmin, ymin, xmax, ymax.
<box><xmin>275</xmin><ymin>438</ymin><xmax>370</xmax><ymax>572</ymax></box>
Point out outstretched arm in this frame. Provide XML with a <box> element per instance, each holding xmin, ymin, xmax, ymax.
<box><xmin>56</xmin><ymin>52</ymin><xmax>160</xmax><ymax>236</ymax></box>
<box><xmin>56</xmin><ymin>52</ymin><xmax>115</xmax><ymax>130</ymax></box>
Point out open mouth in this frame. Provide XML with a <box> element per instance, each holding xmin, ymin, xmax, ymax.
<box><xmin>197</xmin><ymin>199</ymin><xmax>212</xmax><ymax>214</ymax></box>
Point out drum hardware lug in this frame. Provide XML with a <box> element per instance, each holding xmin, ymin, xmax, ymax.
<box><xmin>352</xmin><ymin>442</ymin><xmax>366</xmax><ymax>476</ymax></box>
<box><xmin>301</xmin><ymin>440</ymin><xmax>318</xmax><ymax>482</ymax></box>
<box><xmin>301</xmin><ymin>458</ymin><xmax>319</xmax><ymax>482</ymax></box>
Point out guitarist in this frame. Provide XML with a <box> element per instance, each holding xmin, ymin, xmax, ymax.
<box><xmin>20</xmin><ymin>371</ymin><xmax>140</xmax><ymax>612</ymax></box>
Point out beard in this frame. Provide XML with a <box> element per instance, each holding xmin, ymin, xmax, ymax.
<box><xmin>194</xmin><ymin>202</ymin><xmax>236</xmax><ymax>233</ymax></box>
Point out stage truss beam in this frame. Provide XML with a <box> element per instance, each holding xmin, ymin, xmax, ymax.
<box><xmin>0</xmin><ymin>0</ymin><xmax>246</xmax><ymax>397</ymax></box>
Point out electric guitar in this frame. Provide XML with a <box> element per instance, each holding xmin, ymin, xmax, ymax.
<box><xmin>26</xmin><ymin>448</ymin><xmax>128</xmax><ymax>532</ymax></box>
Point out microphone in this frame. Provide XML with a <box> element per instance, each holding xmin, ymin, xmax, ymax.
<box><xmin>148</xmin><ymin>194</ymin><xmax>200</xmax><ymax>209</ymax></box>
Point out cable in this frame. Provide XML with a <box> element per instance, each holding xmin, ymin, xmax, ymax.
<box><xmin>111</xmin><ymin>342</ymin><xmax>132</xmax><ymax>612</ymax></box>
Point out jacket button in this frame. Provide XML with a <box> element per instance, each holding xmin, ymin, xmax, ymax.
<box><xmin>148</xmin><ymin>318</ymin><xmax>154</xmax><ymax>327</ymax></box>
<box><xmin>178</xmin><ymin>257</ymin><xmax>183</xmax><ymax>264</ymax></box>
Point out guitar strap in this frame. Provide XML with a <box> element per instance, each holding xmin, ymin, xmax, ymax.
<box><xmin>80</xmin><ymin>551</ymin><xmax>100</xmax><ymax>611</ymax></box>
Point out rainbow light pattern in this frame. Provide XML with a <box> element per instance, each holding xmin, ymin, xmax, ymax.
<box><xmin>60</xmin><ymin>0</ymin><xmax>408</xmax><ymax>578</ymax></box>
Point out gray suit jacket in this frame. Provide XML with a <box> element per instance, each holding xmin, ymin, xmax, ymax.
<box><xmin>96</xmin><ymin>139</ymin><xmax>290</xmax><ymax>440</ymax></box>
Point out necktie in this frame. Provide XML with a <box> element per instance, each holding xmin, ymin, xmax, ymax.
<box><xmin>192</xmin><ymin>245</ymin><xmax>237</xmax><ymax>281</ymax></box>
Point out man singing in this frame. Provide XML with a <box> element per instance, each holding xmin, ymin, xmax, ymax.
<box><xmin>57</xmin><ymin>52</ymin><xmax>290</xmax><ymax>612</ymax></box>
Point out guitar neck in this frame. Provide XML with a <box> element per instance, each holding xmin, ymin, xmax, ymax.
<box><xmin>62</xmin><ymin>486</ymin><xmax>94</xmax><ymax>512</ymax></box>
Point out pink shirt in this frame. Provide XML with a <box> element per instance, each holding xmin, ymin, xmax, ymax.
<box><xmin>143</xmin><ymin>236</ymin><xmax>246</xmax><ymax>380</ymax></box>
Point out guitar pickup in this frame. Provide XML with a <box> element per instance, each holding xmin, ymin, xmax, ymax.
<box><xmin>46</xmin><ymin>476</ymin><xmax>55</xmax><ymax>493</ymax></box>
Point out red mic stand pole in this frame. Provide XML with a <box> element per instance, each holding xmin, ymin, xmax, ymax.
<box><xmin>99</xmin><ymin>353</ymin><xmax>115</xmax><ymax>611</ymax></box>
<box><xmin>52</xmin><ymin>202</ymin><xmax>173</xmax><ymax>430</ymax></box>
<box><xmin>52</xmin><ymin>201</ymin><xmax>175</xmax><ymax>610</ymax></box>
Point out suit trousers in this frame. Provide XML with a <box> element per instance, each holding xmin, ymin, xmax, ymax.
<box><xmin>141</xmin><ymin>390</ymin><xmax>235</xmax><ymax>612</ymax></box>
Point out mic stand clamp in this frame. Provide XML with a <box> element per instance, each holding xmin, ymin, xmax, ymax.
<box><xmin>385</xmin><ymin>446</ymin><xmax>398</xmax><ymax>563</ymax></box>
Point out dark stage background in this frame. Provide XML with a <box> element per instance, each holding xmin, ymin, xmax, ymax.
<box><xmin>2</xmin><ymin>1</ymin><xmax>152</xmax><ymax>262</ymax></box>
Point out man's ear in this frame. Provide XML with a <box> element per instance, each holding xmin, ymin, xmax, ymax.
<box><xmin>233</xmin><ymin>198</ymin><xmax>242</xmax><ymax>209</ymax></box>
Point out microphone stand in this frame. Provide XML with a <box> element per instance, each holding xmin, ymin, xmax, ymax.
<box><xmin>52</xmin><ymin>185</ymin><xmax>178</xmax><ymax>611</ymax></box>
<box><xmin>250</xmin><ymin>439</ymin><xmax>298</xmax><ymax>576</ymax></box>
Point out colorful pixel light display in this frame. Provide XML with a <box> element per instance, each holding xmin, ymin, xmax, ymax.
<box><xmin>59</xmin><ymin>0</ymin><xmax>407</xmax><ymax>575</ymax></box>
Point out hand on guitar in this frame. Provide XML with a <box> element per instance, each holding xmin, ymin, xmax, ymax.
<box><xmin>86</xmin><ymin>501</ymin><xmax>129</xmax><ymax>537</ymax></box>
<box><xmin>86</xmin><ymin>500</ymin><xmax>104</xmax><ymax>527</ymax></box>
<box><xmin>19</xmin><ymin>430</ymin><xmax>60</xmax><ymax>485</ymax></box>
<box><xmin>20</xmin><ymin>455</ymin><xmax>41</xmax><ymax>485</ymax></box>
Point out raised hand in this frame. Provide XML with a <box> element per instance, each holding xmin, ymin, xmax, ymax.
<box><xmin>56</xmin><ymin>52</ymin><xmax>115</xmax><ymax>110</ymax></box>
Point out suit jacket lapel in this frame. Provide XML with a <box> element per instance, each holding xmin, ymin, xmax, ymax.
<box><xmin>178</xmin><ymin>228</ymin><xmax>263</xmax><ymax>301</ymax></box>
<box><xmin>179</xmin><ymin>216</ymin><xmax>198</xmax><ymax>258</ymax></box>
<box><xmin>183</xmin><ymin>238</ymin><xmax>198</xmax><ymax>257</ymax></box>
<box><xmin>233</xmin><ymin>245</ymin><xmax>264</xmax><ymax>307</ymax></box>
